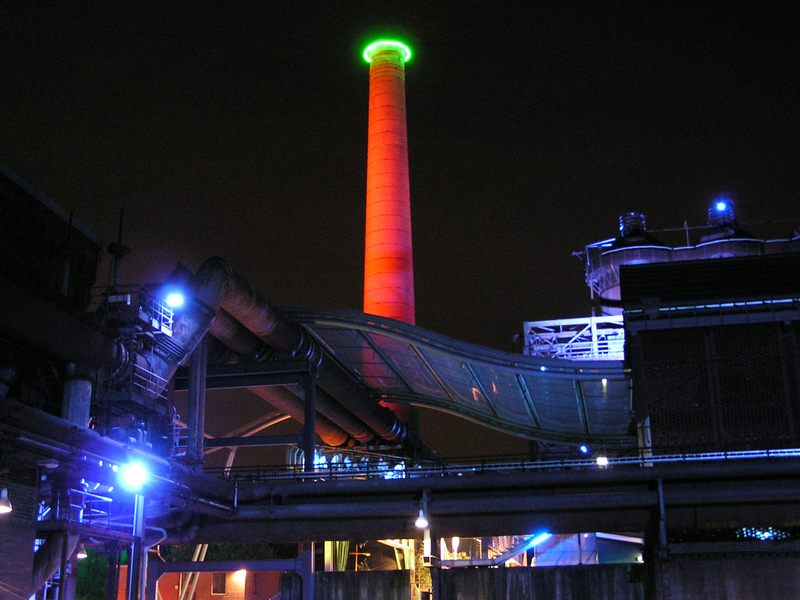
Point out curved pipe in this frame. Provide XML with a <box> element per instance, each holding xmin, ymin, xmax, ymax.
<box><xmin>208</xmin><ymin>308</ymin><xmax>270</xmax><ymax>361</ymax></box>
<box><xmin>205</xmin><ymin>306</ymin><xmax>351</xmax><ymax>446</ymax></box>
<box><xmin>193</xmin><ymin>257</ymin><xmax>405</xmax><ymax>442</ymax></box>
<box><xmin>165</xmin><ymin>520</ymin><xmax>201</xmax><ymax>544</ymax></box>
<box><xmin>248</xmin><ymin>386</ymin><xmax>349</xmax><ymax>447</ymax></box>
<box><xmin>29</xmin><ymin>532</ymin><xmax>80</xmax><ymax>599</ymax></box>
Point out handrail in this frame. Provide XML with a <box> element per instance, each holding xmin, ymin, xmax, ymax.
<box><xmin>203</xmin><ymin>447</ymin><xmax>800</xmax><ymax>483</ymax></box>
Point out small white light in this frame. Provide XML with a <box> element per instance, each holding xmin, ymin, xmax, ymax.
<box><xmin>0</xmin><ymin>487</ymin><xmax>12</xmax><ymax>514</ymax></box>
<box><xmin>596</xmin><ymin>456</ymin><xmax>609</xmax><ymax>467</ymax></box>
<box><xmin>76</xmin><ymin>544</ymin><xmax>88</xmax><ymax>559</ymax></box>
<box><xmin>415</xmin><ymin>509</ymin><xmax>429</xmax><ymax>529</ymax></box>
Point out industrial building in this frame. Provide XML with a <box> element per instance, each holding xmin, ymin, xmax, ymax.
<box><xmin>1</xmin><ymin>37</ymin><xmax>800</xmax><ymax>600</ymax></box>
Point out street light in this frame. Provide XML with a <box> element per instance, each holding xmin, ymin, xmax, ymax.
<box><xmin>415</xmin><ymin>491</ymin><xmax>430</xmax><ymax>529</ymax></box>
<box><xmin>415</xmin><ymin>508</ymin><xmax>429</xmax><ymax>529</ymax></box>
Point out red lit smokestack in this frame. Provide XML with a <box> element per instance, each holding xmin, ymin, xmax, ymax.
<box><xmin>363</xmin><ymin>40</ymin><xmax>415</xmax><ymax>325</ymax></box>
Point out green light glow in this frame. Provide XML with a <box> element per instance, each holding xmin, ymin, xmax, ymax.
<box><xmin>362</xmin><ymin>39</ymin><xmax>413</xmax><ymax>63</ymax></box>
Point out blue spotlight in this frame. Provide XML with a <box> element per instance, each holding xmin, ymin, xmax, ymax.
<box><xmin>708</xmin><ymin>197</ymin><xmax>736</xmax><ymax>227</ymax></box>
<box><xmin>118</xmin><ymin>461</ymin><xmax>150</xmax><ymax>493</ymax></box>
<box><xmin>579</xmin><ymin>444</ymin><xmax>589</xmax><ymax>455</ymax></box>
<box><xmin>164</xmin><ymin>291</ymin><xmax>185</xmax><ymax>309</ymax></box>
<box><xmin>525</xmin><ymin>531</ymin><xmax>553</xmax><ymax>549</ymax></box>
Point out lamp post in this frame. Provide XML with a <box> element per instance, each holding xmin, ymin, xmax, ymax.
<box><xmin>127</xmin><ymin>492</ymin><xmax>145</xmax><ymax>600</ymax></box>
<box><xmin>118</xmin><ymin>461</ymin><xmax>150</xmax><ymax>600</ymax></box>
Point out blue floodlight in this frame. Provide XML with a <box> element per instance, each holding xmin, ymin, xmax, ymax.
<box><xmin>579</xmin><ymin>444</ymin><xmax>589</xmax><ymax>455</ymax></box>
<box><xmin>525</xmin><ymin>532</ymin><xmax>553</xmax><ymax>549</ymax></box>
<box><xmin>164</xmin><ymin>291</ymin><xmax>185</xmax><ymax>309</ymax></box>
<box><xmin>708</xmin><ymin>196</ymin><xmax>736</xmax><ymax>227</ymax></box>
<box><xmin>118</xmin><ymin>461</ymin><xmax>150</xmax><ymax>493</ymax></box>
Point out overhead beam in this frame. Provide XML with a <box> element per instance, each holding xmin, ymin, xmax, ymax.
<box><xmin>173</xmin><ymin>360</ymin><xmax>311</xmax><ymax>391</ymax></box>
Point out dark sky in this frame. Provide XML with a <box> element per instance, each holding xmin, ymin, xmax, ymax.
<box><xmin>2</xmin><ymin>2</ymin><xmax>798</xmax><ymax>351</ymax></box>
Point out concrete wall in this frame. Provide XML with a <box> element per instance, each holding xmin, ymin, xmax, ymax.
<box><xmin>281</xmin><ymin>570</ymin><xmax>412</xmax><ymax>600</ymax></box>
<box><xmin>0</xmin><ymin>480</ymin><xmax>36</xmax><ymax>600</ymax></box>
<box><xmin>435</xmin><ymin>565</ymin><xmax>644</xmax><ymax>600</ymax></box>
<box><xmin>0</xmin><ymin>519</ymin><xmax>36</xmax><ymax>599</ymax></box>
<box><xmin>655</xmin><ymin>554</ymin><xmax>800</xmax><ymax>600</ymax></box>
<box><xmin>315</xmin><ymin>571</ymin><xmax>411</xmax><ymax>600</ymax></box>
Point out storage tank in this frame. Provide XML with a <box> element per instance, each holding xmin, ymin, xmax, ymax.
<box><xmin>586</xmin><ymin>212</ymin><xmax>671</xmax><ymax>315</ymax></box>
<box><xmin>693</xmin><ymin>198</ymin><xmax>763</xmax><ymax>259</ymax></box>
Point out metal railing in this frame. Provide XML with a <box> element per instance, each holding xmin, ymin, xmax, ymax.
<box><xmin>204</xmin><ymin>447</ymin><xmax>800</xmax><ymax>483</ymax></box>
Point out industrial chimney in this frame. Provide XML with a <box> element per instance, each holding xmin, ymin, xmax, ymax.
<box><xmin>362</xmin><ymin>39</ymin><xmax>415</xmax><ymax>325</ymax></box>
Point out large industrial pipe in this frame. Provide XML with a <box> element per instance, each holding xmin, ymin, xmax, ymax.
<box><xmin>208</xmin><ymin>308</ymin><xmax>269</xmax><ymax>360</ymax></box>
<box><xmin>206</xmin><ymin>307</ymin><xmax>369</xmax><ymax>444</ymax></box>
<box><xmin>28</xmin><ymin>532</ymin><xmax>80</xmax><ymax>600</ymax></box>
<box><xmin>0</xmin><ymin>397</ymin><xmax>231</xmax><ymax>500</ymax></box>
<box><xmin>247</xmin><ymin>386</ymin><xmax>349</xmax><ymax>447</ymax></box>
<box><xmin>206</xmin><ymin>306</ymin><xmax>351</xmax><ymax>446</ymax></box>
<box><xmin>362</xmin><ymin>40</ymin><xmax>416</xmax><ymax>325</ymax></box>
<box><xmin>193</xmin><ymin>257</ymin><xmax>405</xmax><ymax>442</ymax></box>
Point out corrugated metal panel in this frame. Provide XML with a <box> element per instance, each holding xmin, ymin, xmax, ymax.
<box><xmin>621</xmin><ymin>253</ymin><xmax>800</xmax><ymax>310</ymax></box>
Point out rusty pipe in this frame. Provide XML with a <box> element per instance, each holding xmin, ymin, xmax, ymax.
<box><xmin>206</xmin><ymin>306</ymin><xmax>353</xmax><ymax>445</ymax></box>
<box><xmin>193</xmin><ymin>257</ymin><xmax>404</xmax><ymax>442</ymax></box>
<box><xmin>248</xmin><ymin>386</ymin><xmax>349</xmax><ymax>447</ymax></box>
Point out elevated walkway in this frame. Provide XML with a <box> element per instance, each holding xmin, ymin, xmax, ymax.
<box><xmin>287</xmin><ymin>309</ymin><xmax>632</xmax><ymax>446</ymax></box>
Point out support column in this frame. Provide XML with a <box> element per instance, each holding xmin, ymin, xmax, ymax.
<box><xmin>187</xmin><ymin>336</ymin><xmax>208</xmax><ymax>466</ymax></box>
<box><xmin>144</xmin><ymin>559</ymin><xmax>159</xmax><ymax>600</ymax></box>
<box><xmin>61</xmin><ymin>365</ymin><xmax>92</xmax><ymax>427</ymax></box>
<box><xmin>57</xmin><ymin>531</ymin><xmax>70</xmax><ymax>600</ymax></box>
<box><xmin>298</xmin><ymin>544</ymin><xmax>315</xmax><ymax>600</ymax></box>
<box><xmin>105</xmin><ymin>543</ymin><xmax>120</xmax><ymax>600</ymax></box>
<box><xmin>127</xmin><ymin>493</ymin><xmax>145</xmax><ymax>600</ymax></box>
<box><xmin>657</xmin><ymin>478</ymin><xmax>668</xmax><ymax>557</ymax></box>
<box><xmin>302</xmin><ymin>367</ymin><xmax>317</xmax><ymax>473</ymax></box>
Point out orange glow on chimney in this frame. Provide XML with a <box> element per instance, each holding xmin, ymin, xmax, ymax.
<box><xmin>363</xmin><ymin>40</ymin><xmax>415</xmax><ymax>325</ymax></box>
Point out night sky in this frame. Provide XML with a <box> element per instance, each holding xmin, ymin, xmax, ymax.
<box><xmin>2</xmin><ymin>2</ymin><xmax>798</xmax><ymax>354</ymax></box>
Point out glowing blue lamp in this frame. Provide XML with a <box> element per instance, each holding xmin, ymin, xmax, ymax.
<box><xmin>118</xmin><ymin>461</ymin><xmax>150</xmax><ymax>493</ymax></box>
<box><xmin>708</xmin><ymin>197</ymin><xmax>736</xmax><ymax>227</ymax></box>
<box><xmin>164</xmin><ymin>291</ymin><xmax>185</xmax><ymax>309</ymax></box>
